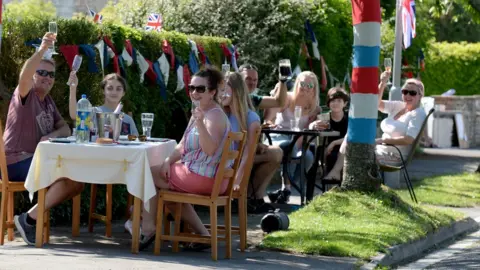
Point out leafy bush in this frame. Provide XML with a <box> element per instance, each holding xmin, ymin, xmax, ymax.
<box><xmin>421</xmin><ymin>42</ymin><xmax>480</xmax><ymax>96</ymax></box>
<box><xmin>0</xmin><ymin>17</ymin><xmax>229</xmax><ymax>224</ymax></box>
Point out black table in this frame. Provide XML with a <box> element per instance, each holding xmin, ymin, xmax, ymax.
<box><xmin>262</xmin><ymin>128</ymin><xmax>340</xmax><ymax>205</ymax></box>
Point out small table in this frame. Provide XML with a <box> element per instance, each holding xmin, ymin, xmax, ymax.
<box><xmin>262</xmin><ymin>128</ymin><xmax>340</xmax><ymax>205</ymax></box>
<box><xmin>25</xmin><ymin>140</ymin><xmax>177</xmax><ymax>253</ymax></box>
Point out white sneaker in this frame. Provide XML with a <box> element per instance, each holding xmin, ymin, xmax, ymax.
<box><xmin>124</xmin><ymin>219</ymin><xmax>142</xmax><ymax>237</ymax></box>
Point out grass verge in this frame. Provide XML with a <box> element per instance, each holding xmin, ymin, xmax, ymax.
<box><xmin>260</xmin><ymin>187</ymin><xmax>463</xmax><ymax>259</ymax></box>
<box><xmin>396</xmin><ymin>173</ymin><xmax>480</xmax><ymax>207</ymax></box>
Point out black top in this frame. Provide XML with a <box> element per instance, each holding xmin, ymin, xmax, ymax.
<box><xmin>328</xmin><ymin>112</ymin><xmax>348</xmax><ymax>145</ymax></box>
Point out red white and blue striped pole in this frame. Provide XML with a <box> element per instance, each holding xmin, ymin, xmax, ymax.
<box><xmin>342</xmin><ymin>0</ymin><xmax>382</xmax><ymax>190</ymax></box>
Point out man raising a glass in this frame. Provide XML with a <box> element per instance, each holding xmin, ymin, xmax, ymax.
<box><xmin>1</xmin><ymin>32</ymin><xmax>84</xmax><ymax>246</ymax></box>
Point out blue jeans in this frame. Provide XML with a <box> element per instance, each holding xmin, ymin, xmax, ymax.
<box><xmin>266</xmin><ymin>134</ymin><xmax>314</xmax><ymax>185</ymax></box>
<box><xmin>1</xmin><ymin>157</ymin><xmax>33</xmax><ymax>182</ymax></box>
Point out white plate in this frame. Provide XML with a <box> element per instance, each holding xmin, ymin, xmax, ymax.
<box><xmin>94</xmin><ymin>143</ymin><xmax>117</xmax><ymax>146</ymax></box>
<box><xmin>117</xmin><ymin>141</ymin><xmax>143</xmax><ymax>146</ymax></box>
<box><xmin>147</xmin><ymin>138</ymin><xmax>170</xmax><ymax>142</ymax></box>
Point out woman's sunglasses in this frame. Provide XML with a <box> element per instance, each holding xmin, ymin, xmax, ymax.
<box><xmin>188</xmin><ymin>85</ymin><xmax>207</xmax><ymax>93</ymax></box>
<box><xmin>401</xmin><ymin>89</ymin><xmax>418</xmax><ymax>96</ymax></box>
<box><xmin>300</xmin><ymin>81</ymin><xmax>315</xmax><ymax>89</ymax></box>
<box><xmin>36</xmin><ymin>69</ymin><xmax>55</xmax><ymax>78</ymax></box>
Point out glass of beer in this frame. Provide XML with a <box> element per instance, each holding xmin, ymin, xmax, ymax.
<box><xmin>279</xmin><ymin>59</ymin><xmax>292</xmax><ymax>81</ymax></box>
<box><xmin>384</xmin><ymin>58</ymin><xmax>392</xmax><ymax>84</ymax></box>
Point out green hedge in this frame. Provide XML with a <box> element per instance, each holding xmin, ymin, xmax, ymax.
<box><xmin>0</xmin><ymin>18</ymin><xmax>230</xmax><ymax>225</ymax></box>
<box><xmin>421</xmin><ymin>42</ymin><xmax>480</xmax><ymax>96</ymax></box>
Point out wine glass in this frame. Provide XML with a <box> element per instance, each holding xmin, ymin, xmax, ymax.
<box><xmin>384</xmin><ymin>58</ymin><xmax>392</xmax><ymax>84</ymax></box>
<box><xmin>279</xmin><ymin>59</ymin><xmax>292</xmax><ymax>81</ymax></box>
<box><xmin>67</xmin><ymin>55</ymin><xmax>83</xmax><ymax>86</ymax></box>
<box><xmin>222</xmin><ymin>63</ymin><xmax>230</xmax><ymax>75</ymax></box>
<box><xmin>293</xmin><ymin>105</ymin><xmax>302</xmax><ymax>131</ymax></box>
<box><xmin>141</xmin><ymin>113</ymin><xmax>154</xmax><ymax>138</ymax></box>
<box><xmin>48</xmin><ymin>22</ymin><xmax>58</xmax><ymax>55</ymax></box>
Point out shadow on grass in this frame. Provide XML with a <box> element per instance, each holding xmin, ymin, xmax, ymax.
<box><xmin>260</xmin><ymin>187</ymin><xmax>459</xmax><ymax>259</ymax></box>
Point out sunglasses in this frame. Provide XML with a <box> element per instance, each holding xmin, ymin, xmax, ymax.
<box><xmin>188</xmin><ymin>85</ymin><xmax>207</xmax><ymax>93</ymax></box>
<box><xmin>300</xmin><ymin>81</ymin><xmax>314</xmax><ymax>89</ymax></box>
<box><xmin>401</xmin><ymin>89</ymin><xmax>418</xmax><ymax>96</ymax></box>
<box><xmin>36</xmin><ymin>70</ymin><xmax>55</xmax><ymax>79</ymax></box>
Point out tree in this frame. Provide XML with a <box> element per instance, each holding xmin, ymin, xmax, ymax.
<box><xmin>340</xmin><ymin>0</ymin><xmax>382</xmax><ymax>191</ymax></box>
<box><xmin>4</xmin><ymin>0</ymin><xmax>56</xmax><ymax>21</ymax></box>
<box><xmin>100</xmin><ymin>0</ymin><xmax>177</xmax><ymax>29</ymax></box>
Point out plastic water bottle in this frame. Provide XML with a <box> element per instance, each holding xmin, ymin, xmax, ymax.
<box><xmin>76</xmin><ymin>94</ymin><xmax>93</xmax><ymax>144</ymax></box>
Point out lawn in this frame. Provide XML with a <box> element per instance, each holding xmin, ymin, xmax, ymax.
<box><xmin>396</xmin><ymin>173</ymin><xmax>480</xmax><ymax>207</ymax></box>
<box><xmin>260</xmin><ymin>187</ymin><xmax>463</xmax><ymax>259</ymax></box>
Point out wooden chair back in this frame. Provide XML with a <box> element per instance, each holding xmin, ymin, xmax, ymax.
<box><xmin>237</xmin><ymin>126</ymin><xmax>261</xmax><ymax>197</ymax></box>
<box><xmin>210</xmin><ymin>131</ymin><xmax>247</xmax><ymax>199</ymax></box>
<box><xmin>404</xmin><ymin>108</ymin><xmax>435</xmax><ymax>166</ymax></box>
<box><xmin>0</xmin><ymin>120</ymin><xmax>10</xmax><ymax>188</ymax></box>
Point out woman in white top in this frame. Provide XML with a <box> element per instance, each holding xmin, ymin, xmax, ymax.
<box><xmin>263</xmin><ymin>71</ymin><xmax>321</xmax><ymax>204</ymax></box>
<box><xmin>326</xmin><ymin>72</ymin><xmax>427</xmax><ymax>180</ymax></box>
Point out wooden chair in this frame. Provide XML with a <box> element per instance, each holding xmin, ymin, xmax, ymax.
<box><xmin>154</xmin><ymin>131</ymin><xmax>247</xmax><ymax>261</ymax></box>
<box><xmin>206</xmin><ymin>126</ymin><xmax>261</xmax><ymax>251</ymax></box>
<box><xmin>379</xmin><ymin>108</ymin><xmax>435</xmax><ymax>203</ymax></box>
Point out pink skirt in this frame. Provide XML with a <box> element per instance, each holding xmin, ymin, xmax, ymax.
<box><xmin>168</xmin><ymin>163</ymin><xmax>228</xmax><ymax>195</ymax></box>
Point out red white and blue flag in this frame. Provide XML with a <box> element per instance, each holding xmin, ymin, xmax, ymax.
<box><xmin>402</xmin><ymin>0</ymin><xmax>416</xmax><ymax>49</ymax></box>
<box><xmin>89</xmin><ymin>9</ymin><xmax>103</xmax><ymax>24</ymax></box>
<box><xmin>145</xmin><ymin>13</ymin><xmax>163</xmax><ymax>32</ymax></box>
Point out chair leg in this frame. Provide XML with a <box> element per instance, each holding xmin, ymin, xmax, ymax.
<box><xmin>0</xmin><ymin>190</ymin><xmax>8</xmax><ymax>245</ymax></box>
<box><xmin>403</xmin><ymin>168</ymin><xmax>418</xmax><ymax>203</ymax></box>
<box><xmin>43</xmin><ymin>210</ymin><xmax>50</xmax><ymax>244</ymax></box>
<box><xmin>88</xmin><ymin>184</ymin><xmax>97</xmax><ymax>233</ymax></box>
<box><xmin>210</xmin><ymin>203</ymin><xmax>218</xmax><ymax>261</ymax></box>
<box><xmin>225</xmin><ymin>200</ymin><xmax>232</xmax><ymax>259</ymax></box>
<box><xmin>7</xmin><ymin>192</ymin><xmax>14</xmax><ymax>241</ymax></box>
<box><xmin>72</xmin><ymin>194</ymin><xmax>81</xmax><ymax>237</ymax></box>
<box><xmin>154</xmin><ymin>197</ymin><xmax>164</xmax><ymax>255</ymax></box>
<box><xmin>238</xmin><ymin>196</ymin><xmax>247</xmax><ymax>252</ymax></box>
<box><xmin>172</xmin><ymin>203</ymin><xmax>182</xmax><ymax>252</ymax></box>
<box><xmin>105</xmin><ymin>184</ymin><xmax>113</xmax><ymax>237</ymax></box>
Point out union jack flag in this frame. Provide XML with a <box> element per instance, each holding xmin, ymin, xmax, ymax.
<box><xmin>89</xmin><ymin>9</ymin><xmax>103</xmax><ymax>24</ymax></box>
<box><xmin>402</xmin><ymin>0</ymin><xmax>416</xmax><ymax>49</ymax></box>
<box><xmin>145</xmin><ymin>13</ymin><xmax>163</xmax><ymax>32</ymax></box>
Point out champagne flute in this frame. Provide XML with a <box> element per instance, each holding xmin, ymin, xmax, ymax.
<box><xmin>48</xmin><ymin>21</ymin><xmax>58</xmax><ymax>55</ymax></box>
<box><xmin>384</xmin><ymin>58</ymin><xmax>392</xmax><ymax>84</ymax></box>
<box><xmin>222</xmin><ymin>63</ymin><xmax>230</xmax><ymax>75</ymax></box>
<box><xmin>67</xmin><ymin>55</ymin><xmax>83</xmax><ymax>86</ymax></box>
<box><xmin>294</xmin><ymin>105</ymin><xmax>302</xmax><ymax>131</ymax></box>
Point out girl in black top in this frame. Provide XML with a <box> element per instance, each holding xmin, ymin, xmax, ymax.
<box><xmin>310</xmin><ymin>87</ymin><xmax>349</xmax><ymax>180</ymax></box>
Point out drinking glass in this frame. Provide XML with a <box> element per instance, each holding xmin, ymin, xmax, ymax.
<box><xmin>279</xmin><ymin>59</ymin><xmax>292</xmax><ymax>81</ymax></box>
<box><xmin>293</xmin><ymin>106</ymin><xmax>302</xmax><ymax>131</ymax></box>
<box><xmin>221</xmin><ymin>63</ymin><xmax>230</xmax><ymax>74</ymax></box>
<box><xmin>48</xmin><ymin>22</ymin><xmax>58</xmax><ymax>55</ymax></box>
<box><xmin>67</xmin><ymin>55</ymin><xmax>83</xmax><ymax>86</ymax></box>
<box><xmin>141</xmin><ymin>113</ymin><xmax>154</xmax><ymax>138</ymax></box>
<box><xmin>384</xmin><ymin>58</ymin><xmax>392</xmax><ymax>84</ymax></box>
<box><xmin>317</xmin><ymin>113</ymin><xmax>331</xmax><ymax>130</ymax></box>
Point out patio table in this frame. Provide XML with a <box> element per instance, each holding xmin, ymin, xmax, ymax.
<box><xmin>262</xmin><ymin>128</ymin><xmax>340</xmax><ymax>205</ymax></box>
<box><xmin>24</xmin><ymin>139</ymin><xmax>177</xmax><ymax>253</ymax></box>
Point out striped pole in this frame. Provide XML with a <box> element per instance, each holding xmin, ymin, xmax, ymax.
<box><xmin>342</xmin><ymin>0</ymin><xmax>382</xmax><ymax>191</ymax></box>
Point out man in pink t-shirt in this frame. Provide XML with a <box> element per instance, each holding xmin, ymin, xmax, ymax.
<box><xmin>3</xmin><ymin>33</ymin><xmax>85</xmax><ymax>246</ymax></box>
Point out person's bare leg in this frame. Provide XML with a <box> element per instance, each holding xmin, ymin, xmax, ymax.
<box><xmin>324</xmin><ymin>153</ymin><xmax>344</xmax><ymax>180</ymax></box>
<box><xmin>166</xmin><ymin>203</ymin><xmax>209</xmax><ymax>235</ymax></box>
<box><xmin>141</xmin><ymin>165</ymin><xmax>170</xmax><ymax>235</ymax></box>
<box><xmin>28</xmin><ymin>177</ymin><xmax>84</xmax><ymax>219</ymax></box>
<box><xmin>249</xmin><ymin>146</ymin><xmax>282</xmax><ymax>199</ymax></box>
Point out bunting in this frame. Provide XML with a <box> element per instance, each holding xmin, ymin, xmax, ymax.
<box><xmin>103</xmin><ymin>36</ymin><xmax>121</xmax><ymax>75</ymax></box>
<box><xmin>157</xmin><ymin>53</ymin><xmax>170</xmax><ymax>86</ymax></box>
<box><xmin>304</xmin><ymin>20</ymin><xmax>320</xmax><ymax>60</ymax></box>
<box><xmin>162</xmin><ymin>40</ymin><xmax>175</xmax><ymax>69</ymax></box>
<box><xmin>59</xmin><ymin>45</ymin><xmax>79</xmax><ymax>70</ymax></box>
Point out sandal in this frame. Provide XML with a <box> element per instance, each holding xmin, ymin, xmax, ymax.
<box><xmin>184</xmin><ymin>242</ymin><xmax>211</xmax><ymax>251</ymax></box>
<box><xmin>139</xmin><ymin>232</ymin><xmax>156</xmax><ymax>251</ymax></box>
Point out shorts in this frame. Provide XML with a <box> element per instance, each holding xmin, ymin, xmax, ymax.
<box><xmin>168</xmin><ymin>163</ymin><xmax>228</xmax><ymax>196</ymax></box>
<box><xmin>1</xmin><ymin>157</ymin><xmax>33</xmax><ymax>182</ymax></box>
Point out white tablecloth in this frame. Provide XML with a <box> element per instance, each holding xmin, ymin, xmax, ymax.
<box><xmin>25</xmin><ymin>140</ymin><xmax>177</xmax><ymax>211</ymax></box>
